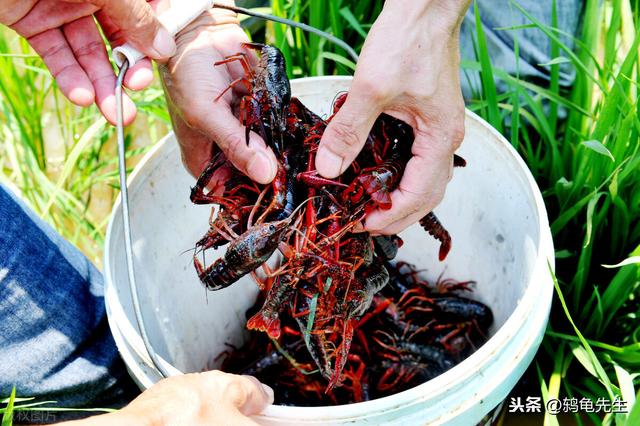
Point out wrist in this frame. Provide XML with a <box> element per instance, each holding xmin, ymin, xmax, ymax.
<box><xmin>194</xmin><ymin>5</ymin><xmax>241</xmax><ymax>29</ymax></box>
<box><xmin>173</xmin><ymin>0</ymin><xmax>240</xmax><ymax>36</ymax></box>
<box><xmin>383</xmin><ymin>0</ymin><xmax>471</xmax><ymax>37</ymax></box>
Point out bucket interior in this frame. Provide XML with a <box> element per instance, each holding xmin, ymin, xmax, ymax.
<box><xmin>106</xmin><ymin>78</ymin><xmax>541</xmax><ymax>381</ymax></box>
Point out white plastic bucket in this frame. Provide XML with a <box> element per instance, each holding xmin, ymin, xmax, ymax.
<box><xmin>104</xmin><ymin>76</ymin><xmax>554</xmax><ymax>425</ymax></box>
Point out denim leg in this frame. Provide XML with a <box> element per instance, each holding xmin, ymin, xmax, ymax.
<box><xmin>0</xmin><ymin>184</ymin><xmax>138</xmax><ymax>415</ymax></box>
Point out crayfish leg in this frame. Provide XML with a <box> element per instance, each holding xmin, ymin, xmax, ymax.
<box><xmin>214</xmin><ymin>76</ymin><xmax>253</xmax><ymax>101</ymax></box>
<box><xmin>214</xmin><ymin>52</ymin><xmax>255</xmax><ymax>78</ymax></box>
<box><xmin>242</xmin><ymin>42</ymin><xmax>267</xmax><ymax>52</ymax></box>
<box><xmin>297</xmin><ymin>171</ymin><xmax>348</xmax><ymax>188</ymax></box>
<box><xmin>327</xmin><ymin>319</ymin><xmax>356</xmax><ymax>391</ymax></box>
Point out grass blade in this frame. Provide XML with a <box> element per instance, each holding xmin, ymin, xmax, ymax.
<box><xmin>602</xmin><ymin>257</ymin><xmax>640</xmax><ymax>268</ymax></box>
<box><xmin>304</xmin><ymin>293</ymin><xmax>319</xmax><ymax>347</ymax></box>
<box><xmin>581</xmin><ymin>140</ymin><xmax>615</xmax><ymax>162</ymax></box>
<box><xmin>549</xmin><ymin>262</ymin><xmax>615</xmax><ymax>400</ymax></box>
<box><xmin>473</xmin><ymin>1</ymin><xmax>503</xmax><ymax>133</ymax></box>
<box><xmin>1</xmin><ymin>388</ymin><xmax>15</xmax><ymax>426</ymax></box>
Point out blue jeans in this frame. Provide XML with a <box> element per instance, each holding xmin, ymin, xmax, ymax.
<box><xmin>0</xmin><ymin>185</ymin><xmax>138</xmax><ymax>421</ymax></box>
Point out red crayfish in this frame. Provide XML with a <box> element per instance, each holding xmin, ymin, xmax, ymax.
<box><xmin>221</xmin><ymin>261</ymin><xmax>493</xmax><ymax>405</ymax></box>
<box><xmin>190</xmin><ymin>43</ymin><xmax>469</xmax><ymax>390</ymax></box>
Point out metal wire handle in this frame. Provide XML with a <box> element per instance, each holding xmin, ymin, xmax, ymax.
<box><xmin>115</xmin><ymin>4</ymin><xmax>359</xmax><ymax>380</ymax></box>
<box><xmin>213</xmin><ymin>3</ymin><xmax>359</xmax><ymax>63</ymax></box>
<box><xmin>116</xmin><ymin>59</ymin><xmax>174</xmax><ymax>379</ymax></box>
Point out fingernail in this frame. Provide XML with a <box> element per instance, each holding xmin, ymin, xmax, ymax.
<box><xmin>67</xmin><ymin>86</ymin><xmax>95</xmax><ymax>107</ymax></box>
<box><xmin>316</xmin><ymin>146</ymin><xmax>344</xmax><ymax>178</ymax></box>
<box><xmin>261</xmin><ymin>384</ymin><xmax>275</xmax><ymax>403</ymax></box>
<box><xmin>152</xmin><ymin>27</ymin><xmax>177</xmax><ymax>58</ymax></box>
<box><xmin>248</xmin><ymin>151</ymin><xmax>276</xmax><ymax>184</ymax></box>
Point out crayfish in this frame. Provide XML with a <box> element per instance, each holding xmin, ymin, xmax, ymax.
<box><xmin>190</xmin><ymin>43</ymin><xmax>470</xmax><ymax>390</ymax></box>
<box><xmin>221</xmin><ymin>261</ymin><xmax>493</xmax><ymax>405</ymax></box>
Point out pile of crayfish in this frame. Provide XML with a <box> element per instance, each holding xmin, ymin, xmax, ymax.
<box><xmin>190</xmin><ymin>43</ymin><xmax>466</xmax><ymax>389</ymax></box>
<box><xmin>221</xmin><ymin>261</ymin><xmax>493</xmax><ymax>405</ymax></box>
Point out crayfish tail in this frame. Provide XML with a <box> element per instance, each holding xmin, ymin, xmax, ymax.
<box><xmin>438</xmin><ymin>239</ymin><xmax>452</xmax><ymax>261</ymax></box>
<box><xmin>247</xmin><ymin>312</ymin><xmax>282</xmax><ymax>339</ymax></box>
<box><xmin>453</xmin><ymin>154</ymin><xmax>467</xmax><ymax>168</ymax></box>
<box><xmin>419</xmin><ymin>212</ymin><xmax>452</xmax><ymax>261</ymax></box>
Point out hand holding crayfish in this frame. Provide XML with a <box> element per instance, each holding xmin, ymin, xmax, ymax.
<box><xmin>316</xmin><ymin>0</ymin><xmax>471</xmax><ymax>235</ymax></box>
<box><xmin>159</xmin><ymin>4</ymin><xmax>279</xmax><ymax>185</ymax></box>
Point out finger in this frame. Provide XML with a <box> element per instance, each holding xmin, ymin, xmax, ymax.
<box><xmin>365</xmin><ymin>143</ymin><xmax>453</xmax><ymax>234</ymax></box>
<box><xmin>365</xmin><ymin>188</ymin><xmax>437</xmax><ymax>235</ymax></box>
<box><xmin>95</xmin><ymin>0</ymin><xmax>170</xmax><ymax>46</ymax></box>
<box><xmin>124</xmin><ymin>59</ymin><xmax>154</xmax><ymax>91</ymax></box>
<box><xmin>316</xmin><ymin>90</ymin><xmax>381</xmax><ymax>178</ymax></box>
<box><xmin>10</xmin><ymin>0</ymin><xmax>97</xmax><ymax>37</ymax></box>
<box><xmin>168</xmin><ymin>100</ymin><xmax>250</xmax><ymax>191</ymax></box>
<box><xmin>202</xmin><ymin>372</ymin><xmax>272</xmax><ymax>416</ymax></box>
<box><xmin>370</xmin><ymin>208</ymin><xmax>428</xmax><ymax>236</ymax></box>
<box><xmin>27</xmin><ymin>29</ymin><xmax>94</xmax><ymax>106</ymax></box>
<box><xmin>62</xmin><ymin>16</ymin><xmax>136</xmax><ymax>125</ymax></box>
<box><xmin>194</xmin><ymin>107</ymin><xmax>278</xmax><ymax>184</ymax></box>
<box><xmin>94</xmin><ymin>9</ymin><xmax>155</xmax><ymax>91</ymax></box>
<box><xmin>233</xmin><ymin>375</ymin><xmax>274</xmax><ymax>416</ymax></box>
<box><xmin>100</xmin><ymin>0</ymin><xmax>176</xmax><ymax>60</ymax></box>
<box><xmin>0</xmin><ymin>0</ymin><xmax>38</xmax><ymax>27</ymax></box>
<box><xmin>371</xmin><ymin>158</ymin><xmax>454</xmax><ymax>235</ymax></box>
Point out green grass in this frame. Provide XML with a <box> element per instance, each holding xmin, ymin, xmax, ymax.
<box><xmin>466</xmin><ymin>1</ymin><xmax>640</xmax><ymax>424</ymax></box>
<box><xmin>267</xmin><ymin>0</ymin><xmax>383</xmax><ymax>76</ymax></box>
<box><xmin>0</xmin><ymin>29</ymin><xmax>169</xmax><ymax>266</ymax></box>
<box><xmin>1</xmin><ymin>387</ymin><xmax>113</xmax><ymax>425</ymax></box>
<box><xmin>1</xmin><ymin>1</ymin><xmax>639</xmax><ymax>425</ymax></box>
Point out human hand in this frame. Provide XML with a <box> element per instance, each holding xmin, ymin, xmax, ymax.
<box><xmin>315</xmin><ymin>0</ymin><xmax>471</xmax><ymax>235</ymax></box>
<box><xmin>0</xmin><ymin>0</ymin><xmax>177</xmax><ymax>125</ymax></box>
<box><xmin>159</xmin><ymin>5</ymin><xmax>277</xmax><ymax>183</ymax></box>
<box><xmin>61</xmin><ymin>371</ymin><xmax>274</xmax><ymax>426</ymax></box>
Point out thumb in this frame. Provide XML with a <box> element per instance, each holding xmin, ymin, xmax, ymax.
<box><xmin>315</xmin><ymin>91</ymin><xmax>380</xmax><ymax>178</ymax></box>
<box><xmin>100</xmin><ymin>0</ymin><xmax>176</xmax><ymax>60</ymax></box>
<box><xmin>197</xmin><ymin>107</ymin><xmax>278</xmax><ymax>184</ymax></box>
<box><xmin>227</xmin><ymin>375</ymin><xmax>274</xmax><ymax>416</ymax></box>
